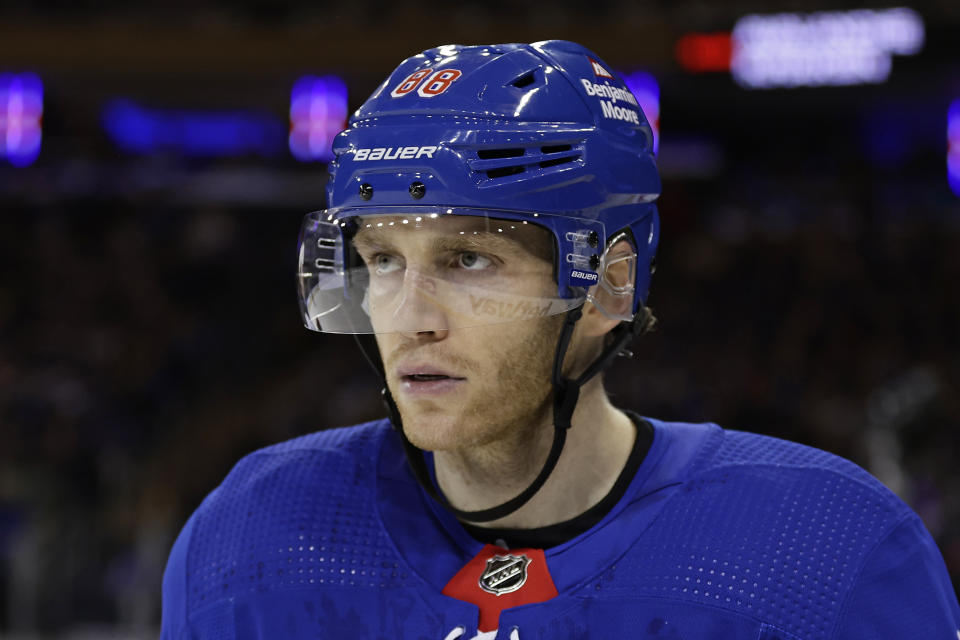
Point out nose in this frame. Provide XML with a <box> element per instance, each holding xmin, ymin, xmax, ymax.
<box><xmin>391</xmin><ymin>269</ymin><xmax>450</xmax><ymax>341</ymax></box>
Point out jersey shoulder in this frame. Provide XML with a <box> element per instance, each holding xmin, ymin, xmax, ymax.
<box><xmin>170</xmin><ymin>419</ymin><xmax>396</xmax><ymax>619</ymax></box>
<box><xmin>676</xmin><ymin>424</ymin><xmax>915</xmax><ymax>534</ymax></box>
<box><xmin>701</xmin><ymin>426</ymin><xmax>905</xmax><ymax>507</ymax></box>
<box><xmin>702</xmin><ymin>426</ymin><xmax>885</xmax><ymax>482</ymax></box>
<box><xmin>205</xmin><ymin>418</ymin><xmax>391</xmax><ymax>512</ymax></box>
<box><xmin>615</xmin><ymin>421</ymin><xmax>922</xmax><ymax>639</ymax></box>
<box><xmin>645</xmin><ymin>418</ymin><xmax>900</xmax><ymax>509</ymax></box>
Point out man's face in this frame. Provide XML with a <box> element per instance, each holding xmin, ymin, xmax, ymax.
<box><xmin>352</xmin><ymin>214</ymin><xmax>564</xmax><ymax>452</ymax></box>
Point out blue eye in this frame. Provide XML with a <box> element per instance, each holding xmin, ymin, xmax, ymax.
<box><xmin>458</xmin><ymin>251</ymin><xmax>492</xmax><ymax>270</ymax></box>
<box><xmin>374</xmin><ymin>253</ymin><xmax>403</xmax><ymax>275</ymax></box>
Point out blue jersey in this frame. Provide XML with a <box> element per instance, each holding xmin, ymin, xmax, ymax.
<box><xmin>161</xmin><ymin>418</ymin><xmax>960</xmax><ymax>639</ymax></box>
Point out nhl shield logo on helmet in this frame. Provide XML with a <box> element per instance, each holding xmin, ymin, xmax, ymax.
<box><xmin>588</xmin><ymin>56</ymin><xmax>614</xmax><ymax>78</ymax></box>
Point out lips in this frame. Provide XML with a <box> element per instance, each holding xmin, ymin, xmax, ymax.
<box><xmin>397</xmin><ymin>364</ymin><xmax>464</xmax><ymax>381</ymax></box>
<box><xmin>396</xmin><ymin>364</ymin><xmax>466</xmax><ymax>396</ymax></box>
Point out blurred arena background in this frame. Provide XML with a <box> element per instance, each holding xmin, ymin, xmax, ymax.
<box><xmin>1</xmin><ymin>0</ymin><xmax>958</xmax><ymax>637</ymax></box>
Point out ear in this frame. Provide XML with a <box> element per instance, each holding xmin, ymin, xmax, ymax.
<box><xmin>578</xmin><ymin>238</ymin><xmax>636</xmax><ymax>338</ymax></box>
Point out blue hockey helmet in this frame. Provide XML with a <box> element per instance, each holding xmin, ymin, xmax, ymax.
<box><xmin>298</xmin><ymin>40</ymin><xmax>660</xmax><ymax>335</ymax></box>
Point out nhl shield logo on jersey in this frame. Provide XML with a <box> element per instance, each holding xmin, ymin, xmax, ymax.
<box><xmin>478</xmin><ymin>553</ymin><xmax>531</xmax><ymax>595</ymax></box>
<box><xmin>442</xmin><ymin>545</ymin><xmax>558</xmax><ymax>631</ymax></box>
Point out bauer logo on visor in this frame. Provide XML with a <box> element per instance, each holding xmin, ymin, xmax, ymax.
<box><xmin>296</xmin><ymin>208</ymin><xmax>594</xmax><ymax>334</ymax></box>
<box><xmin>571</xmin><ymin>270</ymin><xmax>598</xmax><ymax>283</ymax></box>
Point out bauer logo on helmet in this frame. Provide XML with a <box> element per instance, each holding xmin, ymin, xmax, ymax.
<box><xmin>353</xmin><ymin>146</ymin><xmax>439</xmax><ymax>161</ymax></box>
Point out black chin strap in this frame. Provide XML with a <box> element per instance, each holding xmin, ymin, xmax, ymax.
<box><xmin>354</xmin><ymin>305</ymin><xmax>651</xmax><ymax>523</ymax></box>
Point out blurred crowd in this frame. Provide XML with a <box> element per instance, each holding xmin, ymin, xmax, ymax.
<box><xmin>0</xmin><ymin>155</ymin><xmax>958</xmax><ymax>635</ymax></box>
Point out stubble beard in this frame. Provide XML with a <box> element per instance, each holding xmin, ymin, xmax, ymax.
<box><xmin>384</xmin><ymin>317</ymin><xmax>562</xmax><ymax>460</ymax></box>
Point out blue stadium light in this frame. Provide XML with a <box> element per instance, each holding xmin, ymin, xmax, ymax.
<box><xmin>949</xmin><ymin>99</ymin><xmax>960</xmax><ymax>197</ymax></box>
<box><xmin>289</xmin><ymin>75</ymin><xmax>348</xmax><ymax>162</ymax></box>
<box><xmin>0</xmin><ymin>72</ymin><xmax>43</xmax><ymax>167</ymax></box>
<box><xmin>102</xmin><ymin>100</ymin><xmax>285</xmax><ymax>158</ymax></box>
<box><xmin>621</xmin><ymin>71</ymin><xmax>660</xmax><ymax>154</ymax></box>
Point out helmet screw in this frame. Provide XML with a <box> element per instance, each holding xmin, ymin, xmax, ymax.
<box><xmin>588</xmin><ymin>231</ymin><xmax>599</xmax><ymax>248</ymax></box>
<box><xmin>589</xmin><ymin>254</ymin><xmax>601</xmax><ymax>270</ymax></box>
<box><xmin>409</xmin><ymin>181</ymin><xmax>426</xmax><ymax>199</ymax></box>
<box><xmin>359</xmin><ymin>183</ymin><xmax>373</xmax><ymax>200</ymax></box>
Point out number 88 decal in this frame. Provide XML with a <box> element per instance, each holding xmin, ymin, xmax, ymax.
<box><xmin>390</xmin><ymin>68</ymin><xmax>462</xmax><ymax>99</ymax></box>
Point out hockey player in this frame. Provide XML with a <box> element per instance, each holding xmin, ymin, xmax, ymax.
<box><xmin>161</xmin><ymin>41</ymin><xmax>960</xmax><ymax>639</ymax></box>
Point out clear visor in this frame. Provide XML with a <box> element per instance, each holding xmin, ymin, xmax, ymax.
<box><xmin>297</xmin><ymin>208</ymin><xmax>588</xmax><ymax>334</ymax></box>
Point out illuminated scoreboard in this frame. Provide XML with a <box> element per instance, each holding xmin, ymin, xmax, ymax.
<box><xmin>674</xmin><ymin>8</ymin><xmax>925</xmax><ymax>89</ymax></box>
<box><xmin>731</xmin><ymin>8</ymin><xmax>924</xmax><ymax>88</ymax></box>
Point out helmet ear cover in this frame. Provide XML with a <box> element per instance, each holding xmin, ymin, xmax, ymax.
<box><xmin>588</xmin><ymin>228</ymin><xmax>638</xmax><ymax>323</ymax></box>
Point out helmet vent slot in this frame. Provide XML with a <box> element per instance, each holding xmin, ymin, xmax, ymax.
<box><xmin>511</xmin><ymin>72</ymin><xmax>536</xmax><ymax>89</ymax></box>
<box><xmin>486</xmin><ymin>165</ymin><xmax>526</xmax><ymax>179</ymax></box>
<box><xmin>477</xmin><ymin>148</ymin><xmax>525</xmax><ymax>160</ymax></box>
<box><xmin>539</xmin><ymin>156</ymin><xmax>577</xmax><ymax>169</ymax></box>
<box><xmin>470</xmin><ymin>142</ymin><xmax>582</xmax><ymax>181</ymax></box>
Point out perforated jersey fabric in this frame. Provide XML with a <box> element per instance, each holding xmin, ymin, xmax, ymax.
<box><xmin>161</xmin><ymin>418</ymin><xmax>960</xmax><ymax>639</ymax></box>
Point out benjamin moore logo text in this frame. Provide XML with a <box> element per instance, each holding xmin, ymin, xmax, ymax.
<box><xmin>579</xmin><ymin>79</ymin><xmax>640</xmax><ymax>125</ymax></box>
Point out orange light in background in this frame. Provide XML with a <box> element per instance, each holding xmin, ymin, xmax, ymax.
<box><xmin>675</xmin><ymin>33</ymin><xmax>733</xmax><ymax>73</ymax></box>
